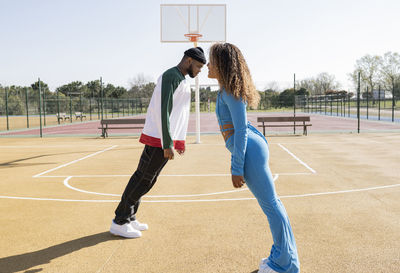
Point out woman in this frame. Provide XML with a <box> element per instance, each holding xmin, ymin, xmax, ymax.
<box><xmin>208</xmin><ymin>43</ymin><xmax>300</xmax><ymax>273</ymax></box>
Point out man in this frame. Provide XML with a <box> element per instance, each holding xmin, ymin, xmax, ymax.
<box><xmin>110</xmin><ymin>47</ymin><xmax>206</xmax><ymax>238</ymax></box>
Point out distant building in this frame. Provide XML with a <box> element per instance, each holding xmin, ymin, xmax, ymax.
<box><xmin>372</xmin><ymin>90</ymin><xmax>393</xmax><ymax>99</ymax></box>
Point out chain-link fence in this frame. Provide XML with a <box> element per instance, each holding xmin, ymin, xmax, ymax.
<box><xmin>296</xmin><ymin>94</ymin><xmax>399</xmax><ymax>122</ymax></box>
<box><xmin>0</xmin><ymin>88</ymin><xmax>152</xmax><ymax>131</ymax></box>
<box><xmin>1</xmin><ymin>83</ymin><xmax>399</xmax><ymax>134</ymax></box>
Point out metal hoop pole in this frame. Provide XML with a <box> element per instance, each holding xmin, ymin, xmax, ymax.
<box><xmin>194</xmin><ymin>39</ymin><xmax>201</xmax><ymax>143</ymax></box>
<box><xmin>38</xmin><ymin>78</ymin><xmax>43</xmax><ymax>137</ymax></box>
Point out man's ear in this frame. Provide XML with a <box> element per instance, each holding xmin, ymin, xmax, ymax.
<box><xmin>186</xmin><ymin>57</ymin><xmax>193</xmax><ymax>66</ymax></box>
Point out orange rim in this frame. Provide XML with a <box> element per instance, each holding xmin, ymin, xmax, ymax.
<box><xmin>184</xmin><ymin>33</ymin><xmax>203</xmax><ymax>42</ymax></box>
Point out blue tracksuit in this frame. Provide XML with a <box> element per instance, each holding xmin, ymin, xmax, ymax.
<box><xmin>216</xmin><ymin>89</ymin><xmax>300</xmax><ymax>273</ymax></box>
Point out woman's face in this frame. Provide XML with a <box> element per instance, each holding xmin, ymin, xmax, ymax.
<box><xmin>207</xmin><ymin>56</ymin><xmax>218</xmax><ymax>79</ymax></box>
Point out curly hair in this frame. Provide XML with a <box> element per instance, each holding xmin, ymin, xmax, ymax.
<box><xmin>209</xmin><ymin>43</ymin><xmax>260</xmax><ymax>108</ymax></box>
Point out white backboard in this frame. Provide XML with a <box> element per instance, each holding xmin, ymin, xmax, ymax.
<box><xmin>160</xmin><ymin>4</ymin><xmax>226</xmax><ymax>43</ymax></box>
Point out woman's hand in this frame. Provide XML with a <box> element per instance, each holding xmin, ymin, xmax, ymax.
<box><xmin>231</xmin><ymin>175</ymin><xmax>245</xmax><ymax>188</ymax></box>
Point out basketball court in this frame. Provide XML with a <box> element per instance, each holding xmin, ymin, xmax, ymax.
<box><xmin>1</xmin><ymin>2</ymin><xmax>400</xmax><ymax>273</ymax></box>
<box><xmin>1</xmin><ymin>132</ymin><xmax>399</xmax><ymax>272</ymax></box>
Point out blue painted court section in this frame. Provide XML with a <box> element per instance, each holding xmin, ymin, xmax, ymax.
<box><xmin>306</xmin><ymin>111</ymin><xmax>400</xmax><ymax>123</ymax></box>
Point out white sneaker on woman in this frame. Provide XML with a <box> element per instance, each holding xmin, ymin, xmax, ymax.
<box><xmin>110</xmin><ymin>221</ymin><xmax>142</xmax><ymax>238</ymax></box>
<box><xmin>259</xmin><ymin>258</ymin><xmax>278</xmax><ymax>273</ymax></box>
<box><xmin>130</xmin><ymin>220</ymin><xmax>148</xmax><ymax>231</ymax></box>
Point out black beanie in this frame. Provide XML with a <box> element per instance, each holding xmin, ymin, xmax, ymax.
<box><xmin>184</xmin><ymin>47</ymin><xmax>206</xmax><ymax>64</ymax></box>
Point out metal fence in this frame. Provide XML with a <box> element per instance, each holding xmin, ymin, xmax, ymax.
<box><xmin>0</xmin><ymin>92</ymin><xmax>151</xmax><ymax>132</ymax></box>
<box><xmin>2</xmin><ymin>84</ymin><xmax>399</xmax><ymax>135</ymax></box>
<box><xmin>0</xmin><ymin>89</ymin><xmax>224</xmax><ymax>132</ymax></box>
<box><xmin>294</xmin><ymin>94</ymin><xmax>399</xmax><ymax>135</ymax></box>
<box><xmin>296</xmin><ymin>94</ymin><xmax>399</xmax><ymax>122</ymax></box>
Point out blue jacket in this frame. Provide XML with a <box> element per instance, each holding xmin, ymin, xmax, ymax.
<box><xmin>215</xmin><ymin>89</ymin><xmax>250</xmax><ymax>176</ymax></box>
<box><xmin>216</xmin><ymin>89</ymin><xmax>267</xmax><ymax>176</ymax></box>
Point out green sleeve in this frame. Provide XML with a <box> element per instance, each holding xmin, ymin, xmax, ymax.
<box><xmin>161</xmin><ymin>74</ymin><xmax>179</xmax><ymax>149</ymax></box>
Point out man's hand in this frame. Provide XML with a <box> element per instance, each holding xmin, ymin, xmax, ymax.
<box><xmin>176</xmin><ymin>149</ymin><xmax>185</xmax><ymax>155</ymax></box>
<box><xmin>164</xmin><ymin>148</ymin><xmax>174</xmax><ymax>160</ymax></box>
<box><xmin>232</xmin><ymin>175</ymin><xmax>245</xmax><ymax>188</ymax></box>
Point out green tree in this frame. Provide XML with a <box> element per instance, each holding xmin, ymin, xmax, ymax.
<box><xmin>0</xmin><ymin>87</ymin><xmax>5</xmax><ymax>115</ymax></box>
<box><xmin>380</xmin><ymin>51</ymin><xmax>400</xmax><ymax>101</ymax></box>
<box><xmin>277</xmin><ymin>88</ymin><xmax>308</xmax><ymax>107</ymax></box>
<box><xmin>128</xmin><ymin>82</ymin><xmax>155</xmax><ymax>99</ymax></box>
<box><xmin>56</xmin><ymin>81</ymin><xmax>84</xmax><ymax>96</ymax></box>
<box><xmin>85</xmin><ymin>80</ymin><xmax>101</xmax><ymax>97</ymax></box>
<box><xmin>7</xmin><ymin>94</ymin><xmax>24</xmax><ymax>115</ymax></box>
<box><xmin>1</xmin><ymin>87</ymin><xmax>24</xmax><ymax>115</ymax></box>
<box><xmin>279</xmin><ymin>89</ymin><xmax>295</xmax><ymax>107</ymax></box>
<box><xmin>261</xmin><ymin>89</ymin><xmax>280</xmax><ymax>109</ymax></box>
<box><xmin>296</xmin><ymin>87</ymin><xmax>309</xmax><ymax>96</ymax></box>
<box><xmin>110</xmin><ymin>86</ymin><xmax>127</xmax><ymax>98</ymax></box>
<box><xmin>103</xmin><ymin>84</ymin><xmax>115</xmax><ymax>98</ymax></box>
<box><xmin>31</xmin><ymin>80</ymin><xmax>50</xmax><ymax>93</ymax></box>
<box><xmin>102</xmin><ymin>84</ymin><xmax>127</xmax><ymax>98</ymax></box>
<box><xmin>298</xmin><ymin>73</ymin><xmax>340</xmax><ymax>95</ymax></box>
<box><xmin>349</xmin><ymin>54</ymin><xmax>382</xmax><ymax>99</ymax></box>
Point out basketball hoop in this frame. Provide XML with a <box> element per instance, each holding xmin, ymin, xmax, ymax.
<box><xmin>161</xmin><ymin>4</ymin><xmax>226</xmax><ymax>144</ymax></box>
<box><xmin>184</xmin><ymin>33</ymin><xmax>203</xmax><ymax>42</ymax></box>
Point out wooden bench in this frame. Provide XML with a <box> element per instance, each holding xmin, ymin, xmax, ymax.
<box><xmin>75</xmin><ymin>112</ymin><xmax>86</xmax><ymax>120</ymax></box>
<box><xmin>56</xmin><ymin>113</ymin><xmax>65</xmax><ymax>122</ymax></box>
<box><xmin>99</xmin><ymin>118</ymin><xmax>145</xmax><ymax>137</ymax></box>
<box><xmin>56</xmin><ymin>112</ymin><xmax>70</xmax><ymax>121</ymax></box>
<box><xmin>257</xmin><ymin>116</ymin><xmax>312</xmax><ymax>136</ymax></box>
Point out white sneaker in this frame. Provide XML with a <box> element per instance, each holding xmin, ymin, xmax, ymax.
<box><xmin>259</xmin><ymin>258</ymin><xmax>278</xmax><ymax>273</ymax></box>
<box><xmin>110</xmin><ymin>221</ymin><xmax>142</xmax><ymax>238</ymax></box>
<box><xmin>130</xmin><ymin>220</ymin><xmax>148</xmax><ymax>231</ymax></box>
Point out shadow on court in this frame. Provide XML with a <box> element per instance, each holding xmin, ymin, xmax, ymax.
<box><xmin>0</xmin><ymin>155</ymin><xmax>61</xmax><ymax>169</ymax></box>
<box><xmin>0</xmin><ymin>232</ymin><xmax>122</xmax><ymax>273</ymax></box>
<box><xmin>0</xmin><ymin>150</ymin><xmax>113</xmax><ymax>169</ymax></box>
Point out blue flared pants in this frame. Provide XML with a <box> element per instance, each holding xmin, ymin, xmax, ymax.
<box><xmin>243</xmin><ymin>128</ymin><xmax>300</xmax><ymax>273</ymax></box>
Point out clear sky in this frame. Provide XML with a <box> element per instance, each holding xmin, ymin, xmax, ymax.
<box><xmin>1</xmin><ymin>0</ymin><xmax>399</xmax><ymax>92</ymax></box>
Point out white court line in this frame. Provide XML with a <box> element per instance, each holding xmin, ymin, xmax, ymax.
<box><xmin>274</xmin><ymin>172</ymin><xmax>313</xmax><ymax>176</ymax></box>
<box><xmin>146</xmin><ymin>187</ymin><xmax>247</xmax><ymax>197</ymax></box>
<box><xmin>143</xmin><ymin>197</ymin><xmax>256</xmax><ymax>202</ymax></box>
<box><xmin>40</xmin><ymin>175</ymin><xmax>131</xmax><ymax>178</ymax></box>
<box><xmin>280</xmin><ymin>183</ymin><xmax>400</xmax><ymax>198</ymax></box>
<box><xmin>160</xmin><ymin>174</ymin><xmax>229</xmax><ymax>177</ymax></box>
<box><xmin>45</xmin><ymin>130</ymin><xmax>90</xmax><ymax>135</ymax></box>
<box><xmin>64</xmin><ymin>176</ymin><xmax>117</xmax><ymax>197</ymax></box>
<box><xmin>33</xmin><ymin>145</ymin><xmax>118</xmax><ymax>178</ymax></box>
<box><xmin>0</xmin><ymin>195</ymin><xmax>118</xmax><ymax>202</ymax></box>
<box><xmin>0</xmin><ymin>145</ymin><xmax>126</xmax><ymax>148</ymax></box>
<box><xmin>62</xmin><ymin>175</ymin><xmax>279</xmax><ymax>197</ymax></box>
<box><xmin>37</xmin><ymin>173</ymin><xmax>311</xmax><ymax>178</ymax></box>
<box><xmin>278</xmin><ymin>144</ymin><xmax>316</xmax><ymax>174</ymax></box>
<box><xmin>96</xmin><ymin>241</ymin><xmax>123</xmax><ymax>273</ymax></box>
<box><xmin>38</xmin><ymin>174</ymin><xmax>230</xmax><ymax>178</ymax></box>
<box><xmin>1</xmin><ymin>183</ymin><xmax>400</xmax><ymax>202</ymax></box>
<box><xmin>273</xmin><ymin>141</ymin><xmax>378</xmax><ymax>145</ymax></box>
<box><xmin>188</xmin><ymin>144</ymin><xmax>225</xmax><ymax>146</ymax></box>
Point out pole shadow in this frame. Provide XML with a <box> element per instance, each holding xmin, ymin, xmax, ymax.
<box><xmin>0</xmin><ymin>232</ymin><xmax>122</xmax><ymax>273</ymax></box>
<box><xmin>0</xmin><ymin>150</ymin><xmax>109</xmax><ymax>169</ymax></box>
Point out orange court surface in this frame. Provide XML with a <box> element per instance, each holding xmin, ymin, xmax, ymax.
<box><xmin>1</xmin><ymin>133</ymin><xmax>399</xmax><ymax>273</ymax></box>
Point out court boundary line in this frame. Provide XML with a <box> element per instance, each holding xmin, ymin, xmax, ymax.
<box><xmin>96</xmin><ymin>241</ymin><xmax>123</xmax><ymax>273</ymax></box>
<box><xmin>24</xmin><ymin>140</ymin><xmax>322</xmax><ymax>202</ymax></box>
<box><xmin>35</xmin><ymin>172</ymin><xmax>312</xmax><ymax>178</ymax></box>
<box><xmin>33</xmin><ymin>145</ymin><xmax>118</xmax><ymax>178</ymax></box>
<box><xmin>1</xmin><ymin>183</ymin><xmax>399</xmax><ymax>202</ymax></box>
<box><xmin>62</xmin><ymin>175</ymin><xmax>279</xmax><ymax>197</ymax></box>
<box><xmin>10</xmin><ymin>138</ymin><xmax>400</xmax><ymax>204</ymax></box>
<box><xmin>278</xmin><ymin>143</ymin><xmax>316</xmax><ymax>173</ymax></box>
